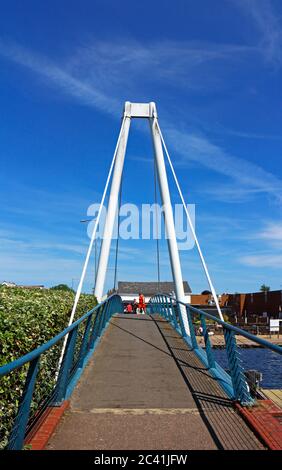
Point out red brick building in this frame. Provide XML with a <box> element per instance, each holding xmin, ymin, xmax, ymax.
<box><xmin>191</xmin><ymin>290</ymin><xmax>282</xmax><ymax>319</ymax></box>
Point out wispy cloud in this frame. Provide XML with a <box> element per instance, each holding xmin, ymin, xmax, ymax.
<box><xmin>0</xmin><ymin>40</ymin><xmax>120</xmax><ymax>114</ymax></box>
<box><xmin>259</xmin><ymin>222</ymin><xmax>282</xmax><ymax>239</ymax></box>
<box><xmin>66</xmin><ymin>39</ymin><xmax>256</xmax><ymax>93</ymax></box>
<box><xmin>254</xmin><ymin>221</ymin><xmax>282</xmax><ymax>249</ymax></box>
<box><xmin>0</xmin><ymin>37</ymin><xmax>256</xmax><ymax>108</ymax></box>
<box><xmin>0</xmin><ymin>37</ymin><xmax>281</xmax><ymax>207</ymax></box>
<box><xmin>198</xmin><ymin>184</ymin><xmax>267</xmax><ymax>203</ymax></box>
<box><xmin>163</xmin><ymin>127</ymin><xmax>282</xmax><ymax>202</ymax></box>
<box><xmin>238</xmin><ymin>220</ymin><xmax>282</xmax><ymax>269</ymax></box>
<box><xmin>240</xmin><ymin>253</ymin><xmax>282</xmax><ymax>268</ymax></box>
<box><xmin>231</xmin><ymin>0</ymin><xmax>282</xmax><ymax>64</ymax></box>
<box><xmin>212</xmin><ymin>124</ymin><xmax>282</xmax><ymax>140</ymax></box>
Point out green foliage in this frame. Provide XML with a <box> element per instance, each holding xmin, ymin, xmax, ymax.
<box><xmin>223</xmin><ymin>313</ymin><xmax>230</xmax><ymax>323</ymax></box>
<box><xmin>50</xmin><ymin>283</ymin><xmax>75</xmax><ymax>293</ymax></box>
<box><xmin>0</xmin><ymin>287</ymin><xmax>97</xmax><ymax>449</ymax></box>
<box><xmin>260</xmin><ymin>284</ymin><xmax>270</xmax><ymax>292</ymax></box>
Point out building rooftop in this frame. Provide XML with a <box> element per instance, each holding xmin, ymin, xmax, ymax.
<box><xmin>117</xmin><ymin>281</ymin><xmax>191</xmax><ymax>296</ymax></box>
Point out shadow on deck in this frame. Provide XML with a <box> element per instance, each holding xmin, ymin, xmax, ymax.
<box><xmin>46</xmin><ymin>314</ymin><xmax>265</xmax><ymax>450</ymax></box>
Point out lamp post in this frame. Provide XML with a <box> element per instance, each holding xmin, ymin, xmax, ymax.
<box><xmin>71</xmin><ymin>278</ymin><xmax>79</xmax><ymax>290</ymax></box>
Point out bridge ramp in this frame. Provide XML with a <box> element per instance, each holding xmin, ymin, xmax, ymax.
<box><xmin>47</xmin><ymin>315</ymin><xmax>265</xmax><ymax>450</ymax></box>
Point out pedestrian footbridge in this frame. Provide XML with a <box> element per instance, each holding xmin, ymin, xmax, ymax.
<box><xmin>1</xmin><ymin>103</ymin><xmax>282</xmax><ymax>450</ymax></box>
<box><xmin>46</xmin><ymin>314</ymin><xmax>264</xmax><ymax>450</ymax></box>
<box><xmin>1</xmin><ymin>294</ymin><xmax>282</xmax><ymax>450</ymax></box>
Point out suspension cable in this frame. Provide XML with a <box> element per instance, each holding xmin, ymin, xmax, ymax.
<box><xmin>57</xmin><ymin>115</ymin><xmax>127</xmax><ymax>372</ymax></box>
<box><xmin>113</xmin><ymin>172</ymin><xmax>123</xmax><ymax>291</ymax></box>
<box><xmin>155</xmin><ymin>119</ymin><xmax>224</xmax><ymax>321</ymax></box>
<box><xmin>154</xmin><ymin>156</ymin><xmax>161</xmax><ymax>292</ymax></box>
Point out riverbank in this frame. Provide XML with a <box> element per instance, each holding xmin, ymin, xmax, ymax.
<box><xmin>196</xmin><ymin>334</ymin><xmax>281</xmax><ymax>348</ymax></box>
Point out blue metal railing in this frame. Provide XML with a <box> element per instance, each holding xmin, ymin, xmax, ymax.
<box><xmin>0</xmin><ymin>294</ymin><xmax>123</xmax><ymax>450</ymax></box>
<box><xmin>148</xmin><ymin>294</ymin><xmax>282</xmax><ymax>406</ymax></box>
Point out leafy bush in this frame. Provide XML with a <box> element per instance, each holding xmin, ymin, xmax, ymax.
<box><xmin>50</xmin><ymin>284</ymin><xmax>75</xmax><ymax>293</ymax></box>
<box><xmin>0</xmin><ymin>287</ymin><xmax>97</xmax><ymax>449</ymax></box>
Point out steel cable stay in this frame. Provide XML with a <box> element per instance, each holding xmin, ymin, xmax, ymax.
<box><xmin>153</xmin><ymin>155</ymin><xmax>161</xmax><ymax>292</ymax></box>
<box><xmin>155</xmin><ymin>118</ymin><xmax>224</xmax><ymax>322</ymax></box>
<box><xmin>57</xmin><ymin>115</ymin><xmax>127</xmax><ymax>372</ymax></box>
<box><xmin>113</xmin><ymin>170</ymin><xmax>123</xmax><ymax>292</ymax></box>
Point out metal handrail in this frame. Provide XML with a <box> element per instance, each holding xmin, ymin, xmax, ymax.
<box><xmin>156</xmin><ymin>293</ymin><xmax>282</xmax><ymax>355</ymax></box>
<box><xmin>0</xmin><ymin>294</ymin><xmax>123</xmax><ymax>450</ymax></box>
<box><xmin>149</xmin><ymin>293</ymin><xmax>282</xmax><ymax>407</ymax></box>
<box><xmin>0</xmin><ymin>294</ymin><xmax>115</xmax><ymax>377</ymax></box>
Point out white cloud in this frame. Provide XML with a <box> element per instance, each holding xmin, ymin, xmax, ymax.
<box><xmin>163</xmin><ymin>127</ymin><xmax>282</xmax><ymax>202</ymax></box>
<box><xmin>259</xmin><ymin>222</ymin><xmax>282</xmax><ymax>240</ymax></box>
<box><xmin>0</xmin><ymin>40</ymin><xmax>120</xmax><ymax>114</ymax></box>
<box><xmin>240</xmin><ymin>253</ymin><xmax>282</xmax><ymax>267</ymax></box>
<box><xmin>231</xmin><ymin>0</ymin><xmax>282</xmax><ymax>64</ymax></box>
<box><xmin>238</xmin><ymin>221</ymin><xmax>282</xmax><ymax>269</ymax></box>
<box><xmin>65</xmin><ymin>39</ymin><xmax>256</xmax><ymax>93</ymax></box>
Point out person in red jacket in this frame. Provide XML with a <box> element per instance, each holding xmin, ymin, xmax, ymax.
<box><xmin>138</xmin><ymin>293</ymin><xmax>146</xmax><ymax>314</ymax></box>
<box><xmin>126</xmin><ymin>303</ymin><xmax>133</xmax><ymax>313</ymax></box>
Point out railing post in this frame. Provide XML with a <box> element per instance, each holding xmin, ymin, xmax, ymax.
<box><xmin>8</xmin><ymin>357</ymin><xmax>40</xmax><ymax>450</ymax></box>
<box><xmin>154</xmin><ymin>298</ymin><xmax>157</xmax><ymax>314</ymax></box>
<box><xmin>158</xmin><ymin>296</ymin><xmax>162</xmax><ymax>317</ymax></box>
<box><xmin>55</xmin><ymin>326</ymin><xmax>78</xmax><ymax>403</ymax></box>
<box><xmin>177</xmin><ymin>301</ymin><xmax>187</xmax><ymax>337</ymax></box>
<box><xmin>164</xmin><ymin>296</ymin><xmax>168</xmax><ymax>319</ymax></box>
<box><xmin>165</xmin><ymin>297</ymin><xmax>170</xmax><ymax>320</ymax></box>
<box><xmin>109</xmin><ymin>297</ymin><xmax>114</xmax><ymax>319</ymax></box>
<box><xmin>157</xmin><ymin>296</ymin><xmax>161</xmax><ymax>316</ymax></box>
<box><xmin>166</xmin><ymin>297</ymin><xmax>173</xmax><ymax>324</ymax></box>
<box><xmin>170</xmin><ymin>299</ymin><xmax>178</xmax><ymax>329</ymax></box>
<box><xmin>98</xmin><ymin>303</ymin><xmax>108</xmax><ymax>336</ymax></box>
<box><xmin>160</xmin><ymin>296</ymin><xmax>164</xmax><ymax>317</ymax></box>
<box><xmin>95</xmin><ymin>305</ymin><xmax>105</xmax><ymax>338</ymax></box>
<box><xmin>162</xmin><ymin>296</ymin><xmax>167</xmax><ymax>319</ymax></box>
<box><xmin>224</xmin><ymin>328</ymin><xmax>254</xmax><ymax>405</ymax></box>
<box><xmin>157</xmin><ymin>296</ymin><xmax>162</xmax><ymax>316</ymax></box>
<box><xmin>88</xmin><ymin>307</ymin><xmax>101</xmax><ymax>350</ymax></box>
<box><xmin>200</xmin><ymin>313</ymin><xmax>215</xmax><ymax>368</ymax></box>
<box><xmin>78</xmin><ymin>315</ymin><xmax>93</xmax><ymax>368</ymax></box>
<box><xmin>186</xmin><ymin>306</ymin><xmax>198</xmax><ymax>350</ymax></box>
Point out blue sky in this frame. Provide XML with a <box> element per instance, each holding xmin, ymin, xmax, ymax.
<box><xmin>0</xmin><ymin>0</ymin><xmax>282</xmax><ymax>294</ymax></box>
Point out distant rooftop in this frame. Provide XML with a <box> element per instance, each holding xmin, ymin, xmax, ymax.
<box><xmin>1</xmin><ymin>281</ymin><xmax>44</xmax><ymax>289</ymax></box>
<box><xmin>117</xmin><ymin>281</ymin><xmax>191</xmax><ymax>296</ymax></box>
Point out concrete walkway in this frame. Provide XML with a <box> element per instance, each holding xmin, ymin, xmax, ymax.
<box><xmin>47</xmin><ymin>315</ymin><xmax>265</xmax><ymax>450</ymax></box>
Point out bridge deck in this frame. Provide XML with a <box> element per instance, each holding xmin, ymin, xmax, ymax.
<box><xmin>47</xmin><ymin>315</ymin><xmax>265</xmax><ymax>450</ymax></box>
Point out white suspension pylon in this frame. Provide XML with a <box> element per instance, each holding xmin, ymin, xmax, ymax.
<box><xmin>149</xmin><ymin>104</ymin><xmax>190</xmax><ymax>335</ymax></box>
<box><xmin>94</xmin><ymin>104</ymin><xmax>131</xmax><ymax>302</ymax></box>
<box><xmin>156</xmin><ymin>121</ymin><xmax>224</xmax><ymax>322</ymax></box>
<box><xmin>56</xmin><ymin>115</ymin><xmax>127</xmax><ymax>374</ymax></box>
<box><xmin>94</xmin><ymin>102</ymin><xmax>190</xmax><ymax>335</ymax></box>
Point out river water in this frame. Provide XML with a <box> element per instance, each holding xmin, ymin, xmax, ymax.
<box><xmin>213</xmin><ymin>348</ymin><xmax>282</xmax><ymax>389</ymax></box>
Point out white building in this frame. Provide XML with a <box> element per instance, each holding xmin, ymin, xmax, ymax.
<box><xmin>1</xmin><ymin>281</ymin><xmax>17</xmax><ymax>287</ymax></box>
<box><xmin>1</xmin><ymin>281</ymin><xmax>44</xmax><ymax>289</ymax></box>
<box><xmin>117</xmin><ymin>281</ymin><xmax>192</xmax><ymax>304</ymax></box>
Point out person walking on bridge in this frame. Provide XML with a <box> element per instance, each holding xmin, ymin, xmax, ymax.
<box><xmin>138</xmin><ymin>293</ymin><xmax>146</xmax><ymax>314</ymax></box>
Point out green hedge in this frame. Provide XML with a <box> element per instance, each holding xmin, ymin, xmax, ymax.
<box><xmin>0</xmin><ymin>286</ymin><xmax>97</xmax><ymax>449</ymax></box>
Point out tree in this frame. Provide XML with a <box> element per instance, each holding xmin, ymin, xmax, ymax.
<box><xmin>260</xmin><ymin>284</ymin><xmax>270</xmax><ymax>292</ymax></box>
<box><xmin>50</xmin><ymin>284</ymin><xmax>75</xmax><ymax>293</ymax></box>
<box><xmin>107</xmin><ymin>288</ymin><xmax>116</xmax><ymax>297</ymax></box>
<box><xmin>201</xmin><ymin>290</ymin><xmax>212</xmax><ymax>295</ymax></box>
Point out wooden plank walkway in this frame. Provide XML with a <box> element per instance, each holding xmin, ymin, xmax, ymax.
<box><xmin>262</xmin><ymin>389</ymin><xmax>282</xmax><ymax>409</ymax></box>
<box><xmin>46</xmin><ymin>315</ymin><xmax>265</xmax><ymax>450</ymax></box>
